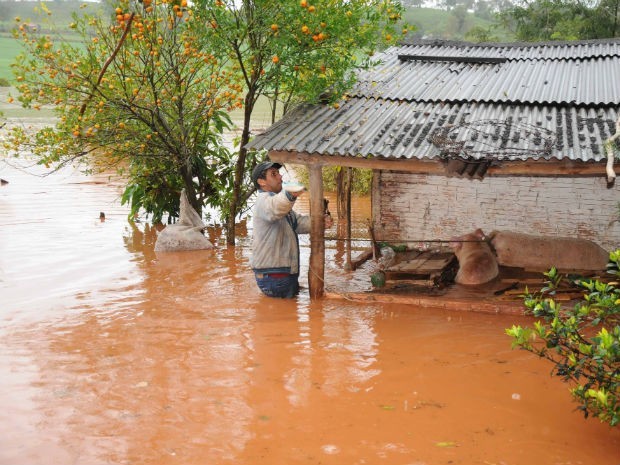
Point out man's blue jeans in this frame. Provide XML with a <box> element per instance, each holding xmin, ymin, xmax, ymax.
<box><xmin>254</xmin><ymin>271</ymin><xmax>300</xmax><ymax>298</ymax></box>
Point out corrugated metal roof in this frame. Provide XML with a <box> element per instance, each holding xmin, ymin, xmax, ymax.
<box><xmin>247</xmin><ymin>98</ymin><xmax>619</xmax><ymax>162</ymax></box>
<box><xmin>355</xmin><ymin>55</ymin><xmax>620</xmax><ymax>105</ymax></box>
<box><xmin>247</xmin><ymin>39</ymin><xmax>620</xmax><ymax>163</ymax></box>
<box><xmin>397</xmin><ymin>38</ymin><xmax>620</xmax><ymax>61</ymax></box>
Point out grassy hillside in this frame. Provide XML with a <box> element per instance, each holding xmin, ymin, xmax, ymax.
<box><xmin>404</xmin><ymin>7</ymin><xmax>512</xmax><ymax>41</ymax></box>
<box><xmin>0</xmin><ymin>1</ymin><xmax>106</xmax><ymax>82</ymax></box>
<box><xmin>0</xmin><ymin>36</ymin><xmax>22</xmax><ymax>82</ymax></box>
<box><xmin>0</xmin><ymin>2</ymin><xmax>511</xmax><ymax>85</ymax></box>
<box><xmin>0</xmin><ymin>0</ymin><xmax>107</xmax><ymax>30</ymax></box>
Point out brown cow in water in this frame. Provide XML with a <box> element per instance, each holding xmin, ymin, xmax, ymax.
<box><xmin>488</xmin><ymin>230</ymin><xmax>609</xmax><ymax>272</ymax></box>
<box><xmin>449</xmin><ymin>228</ymin><xmax>499</xmax><ymax>285</ymax></box>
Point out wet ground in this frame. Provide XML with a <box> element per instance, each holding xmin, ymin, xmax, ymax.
<box><xmin>1</xmin><ymin>160</ymin><xmax>619</xmax><ymax>465</ymax></box>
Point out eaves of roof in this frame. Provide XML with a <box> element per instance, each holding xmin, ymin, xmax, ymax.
<box><xmin>245</xmin><ymin>98</ymin><xmax>619</xmax><ymax>163</ymax></box>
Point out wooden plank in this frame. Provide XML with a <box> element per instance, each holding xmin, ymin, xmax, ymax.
<box><xmin>324</xmin><ymin>291</ymin><xmax>526</xmax><ymax>315</ymax></box>
<box><xmin>268</xmin><ymin>150</ymin><xmax>608</xmax><ymax>177</ymax></box>
<box><xmin>384</xmin><ymin>271</ymin><xmax>436</xmax><ymax>280</ymax></box>
<box><xmin>351</xmin><ymin>248</ymin><xmax>373</xmax><ymax>270</ymax></box>
<box><xmin>383</xmin><ymin>251</ymin><xmax>457</xmax><ymax>285</ymax></box>
<box><xmin>391</xmin><ymin>257</ymin><xmax>454</xmax><ymax>272</ymax></box>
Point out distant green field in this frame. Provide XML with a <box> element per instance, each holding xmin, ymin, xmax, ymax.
<box><xmin>403</xmin><ymin>7</ymin><xmax>511</xmax><ymax>41</ymax></box>
<box><xmin>0</xmin><ymin>35</ymin><xmax>23</xmax><ymax>82</ymax></box>
<box><xmin>0</xmin><ymin>1</ymin><xmax>106</xmax><ymax>82</ymax></box>
<box><xmin>0</xmin><ymin>0</ymin><xmax>107</xmax><ymax>29</ymax></box>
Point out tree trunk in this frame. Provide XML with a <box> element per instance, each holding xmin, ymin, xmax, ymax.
<box><xmin>226</xmin><ymin>90</ymin><xmax>256</xmax><ymax>245</ymax></box>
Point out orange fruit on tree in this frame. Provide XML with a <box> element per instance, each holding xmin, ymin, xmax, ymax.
<box><xmin>272</xmin><ymin>55</ymin><xmax>279</xmax><ymax>64</ymax></box>
<box><xmin>300</xmin><ymin>0</ymin><xmax>307</xmax><ymax>7</ymax></box>
<box><xmin>271</xmin><ymin>23</ymin><xmax>278</xmax><ymax>32</ymax></box>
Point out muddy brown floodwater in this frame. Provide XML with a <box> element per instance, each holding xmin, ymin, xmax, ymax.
<box><xmin>0</xmin><ymin>160</ymin><xmax>619</xmax><ymax>465</ymax></box>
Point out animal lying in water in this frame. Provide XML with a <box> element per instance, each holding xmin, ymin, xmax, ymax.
<box><xmin>488</xmin><ymin>230</ymin><xmax>609</xmax><ymax>272</ymax></box>
<box><xmin>448</xmin><ymin>227</ymin><xmax>610</xmax><ymax>286</ymax></box>
<box><xmin>449</xmin><ymin>228</ymin><xmax>499</xmax><ymax>285</ymax></box>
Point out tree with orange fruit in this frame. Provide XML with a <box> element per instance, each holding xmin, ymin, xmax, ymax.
<box><xmin>5</xmin><ymin>0</ymin><xmax>243</xmax><ymax>222</ymax></box>
<box><xmin>193</xmin><ymin>0</ymin><xmax>408</xmax><ymax>245</ymax></box>
<box><xmin>5</xmin><ymin>0</ymin><xmax>407</xmax><ymax>234</ymax></box>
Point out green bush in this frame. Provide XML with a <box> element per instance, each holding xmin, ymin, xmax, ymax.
<box><xmin>506</xmin><ymin>250</ymin><xmax>620</xmax><ymax>426</ymax></box>
<box><xmin>293</xmin><ymin>165</ymin><xmax>372</xmax><ymax>195</ymax></box>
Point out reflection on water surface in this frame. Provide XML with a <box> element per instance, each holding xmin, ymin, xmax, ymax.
<box><xmin>1</xmin><ymin>161</ymin><xmax>618</xmax><ymax>465</ymax></box>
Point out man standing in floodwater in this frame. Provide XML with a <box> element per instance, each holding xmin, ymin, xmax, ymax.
<box><xmin>250</xmin><ymin>161</ymin><xmax>333</xmax><ymax>298</ymax></box>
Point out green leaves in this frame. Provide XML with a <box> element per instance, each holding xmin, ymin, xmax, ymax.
<box><xmin>8</xmin><ymin>0</ymin><xmax>242</xmax><ymax>224</ymax></box>
<box><xmin>507</xmin><ymin>249</ymin><xmax>620</xmax><ymax>427</ymax></box>
<box><xmin>499</xmin><ymin>0</ymin><xmax>620</xmax><ymax>41</ymax></box>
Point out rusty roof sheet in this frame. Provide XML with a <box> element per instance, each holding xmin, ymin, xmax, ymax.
<box><xmin>246</xmin><ymin>39</ymin><xmax>620</xmax><ymax>163</ymax></box>
<box><xmin>247</xmin><ymin>99</ymin><xmax>619</xmax><ymax>162</ymax></box>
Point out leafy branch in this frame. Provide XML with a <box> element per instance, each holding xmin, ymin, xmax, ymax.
<box><xmin>507</xmin><ymin>250</ymin><xmax>620</xmax><ymax>426</ymax></box>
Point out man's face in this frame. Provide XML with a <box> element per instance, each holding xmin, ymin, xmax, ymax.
<box><xmin>258</xmin><ymin>167</ymin><xmax>282</xmax><ymax>193</ymax></box>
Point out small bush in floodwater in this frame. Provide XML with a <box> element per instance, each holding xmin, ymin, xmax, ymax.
<box><xmin>507</xmin><ymin>250</ymin><xmax>620</xmax><ymax>426</ymax></box>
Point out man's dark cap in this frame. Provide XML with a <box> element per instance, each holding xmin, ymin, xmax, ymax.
<box><xmin>251</xmin><ymin>161</ymin><xmax>282</xmax><ymax>188</ymax></box>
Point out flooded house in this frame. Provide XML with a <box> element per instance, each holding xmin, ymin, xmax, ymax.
<box><xmin>246</xmin><ymin>38</ymin><xmax>620</xmax><ymax>304</ymax></box>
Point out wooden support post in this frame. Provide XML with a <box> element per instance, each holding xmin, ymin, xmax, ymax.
<box><xmin>345</xmin><ymin>167</ymin><xmax>352</xmax><ymax>271</ymax></box>
<box><xmin>308</xmin><ymin>165</ymin><xmax>325</xmax><ymax>299</ymax></box>
<box><xmin>336</xmin><ymin>166</ymin><xmax>353</xmax><ymax>270</ymax></box>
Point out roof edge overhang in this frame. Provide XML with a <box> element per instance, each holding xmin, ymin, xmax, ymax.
<box><xmin>268</xmin><ymin>150</ymin><xmax>611</xmax><ymax>178</ymax></box>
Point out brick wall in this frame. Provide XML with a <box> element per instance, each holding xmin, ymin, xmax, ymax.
<box><xmin>373</xmin><ymin>171</ymin><xmax>620</xmax><ymax>252</ymax></box>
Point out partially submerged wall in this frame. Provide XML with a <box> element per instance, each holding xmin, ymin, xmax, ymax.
<box><xmin>373</xmin><ymin>171</ymin><xmax>620</xmax><ymax>252</ymax></box>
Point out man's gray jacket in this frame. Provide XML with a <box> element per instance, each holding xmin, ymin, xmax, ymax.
<box><xmin>250</xmin><ymin>190</ymin><xmax>311</xmax><ymax>275</ymax></box>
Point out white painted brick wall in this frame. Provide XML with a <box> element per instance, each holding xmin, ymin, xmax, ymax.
<box><xmin>374</xmin><ymin>171</ymin><xmax>620</xmax><ymax>252</ymax></box>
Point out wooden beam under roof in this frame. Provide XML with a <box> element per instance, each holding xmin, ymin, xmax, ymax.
<box><xmin>268</xmin><ymin>150</ymin><xmax>610</xmax><ymax>177</ymax></box>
